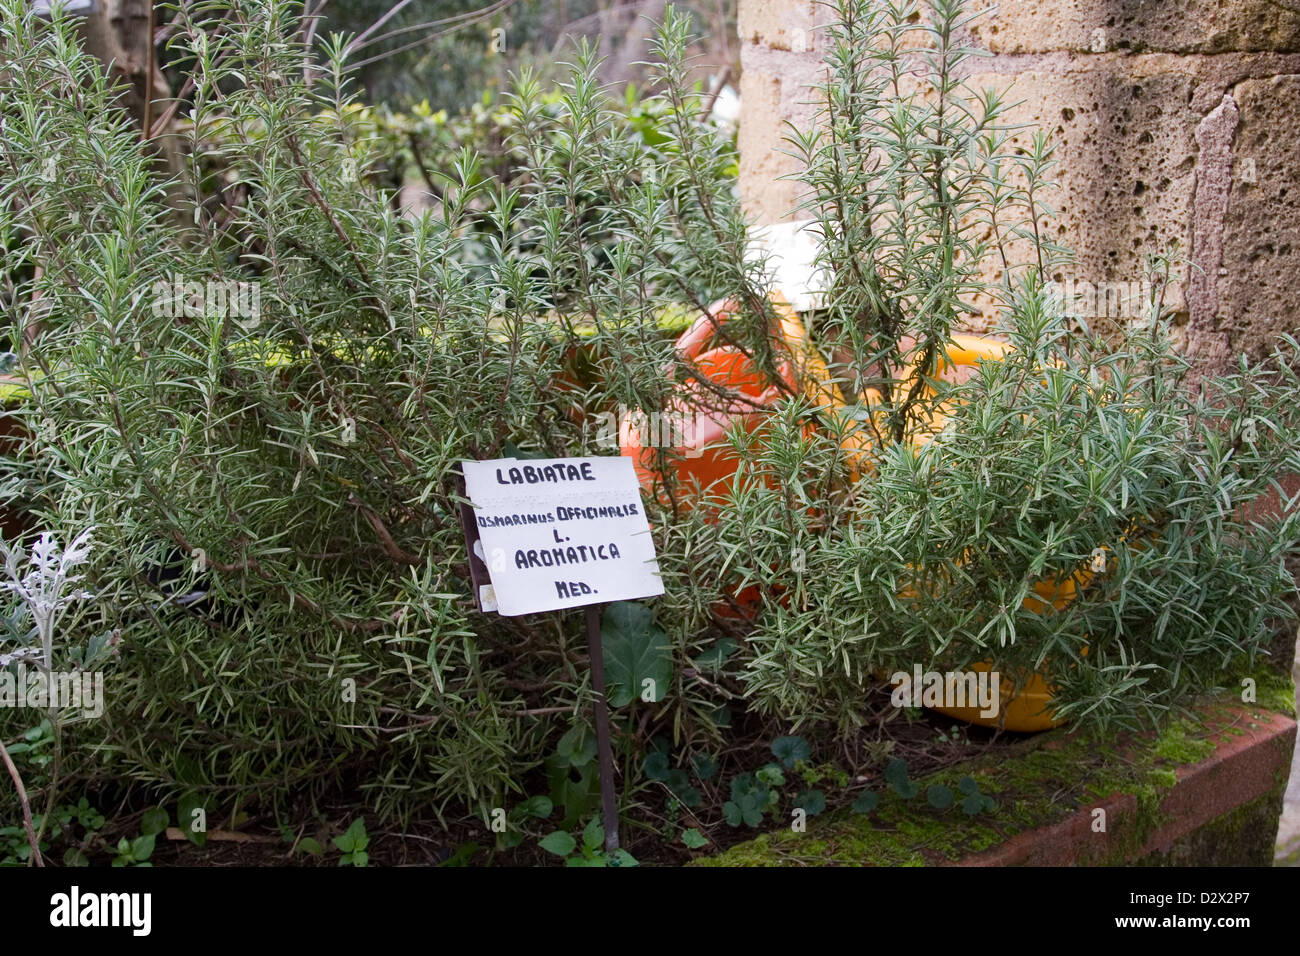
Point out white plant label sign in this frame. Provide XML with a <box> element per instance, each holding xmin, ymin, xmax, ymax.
<box><xmin>461</xmin><ymin>456</ymin><xmax>664</xmax><ymax>616</ymax></box>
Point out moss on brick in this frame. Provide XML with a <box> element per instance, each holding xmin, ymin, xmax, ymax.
<box><xmin>1136</xmin><ymin>784</ymin><xmax>1287</xmax><ymax>867</ymax></box>
<box><xmin>1221</xmin><ymin>657</ymin><xmax>1297</xmax><ymax>718</ymax></box>
<box><xmin>1153</xmin><ymin>722</ymin><xmax>1215</xmax><ymax>765</ymax></box>
<box><xmin>692</xmin><ymin>695</ymin><xmax>1288</xmax><ymax>867</ymax></box>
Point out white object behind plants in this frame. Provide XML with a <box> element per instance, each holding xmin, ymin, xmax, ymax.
<box><xmin>32</xmin><ymin>0</ymin><xmax>97</xmax><ymax>17</ymax></box>
<box><xmin>709</xmin><ymin>84</ymin><xmax>741</xmax><ymax>128</ymax></box>
<box><xmin>749</xmin><ymin>220</ymin><xmax>828</xmax><ymax>313</ymax></box>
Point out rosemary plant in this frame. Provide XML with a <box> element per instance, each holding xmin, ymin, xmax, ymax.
<box><xmin>0</xmin><ymin>0</ymin><xmax>762</xmax><ymax>818</ymax></box>
<box><xmin>0</xmin><ymin>0</ymin><xmax>1294</xmax><ymax>829</ymax></box>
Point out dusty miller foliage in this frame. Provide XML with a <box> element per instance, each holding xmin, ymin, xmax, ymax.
<box><xmin>0</xmin><ymin>0</ymin><xmax>1296</xmax><ymax>822</ymax></box>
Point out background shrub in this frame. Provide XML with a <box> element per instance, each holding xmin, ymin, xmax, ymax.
<box><xmin>0</xmin><ymin>0</ymin><xmax>1295</xmax><ymax>829</ymax></box>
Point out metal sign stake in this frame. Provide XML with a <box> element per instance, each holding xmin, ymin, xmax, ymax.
<box><xmin>585</xmin><ymin>603</ymin><xmax>620</xmax><ymax>853</ymax></box>
<box><xmin>461</xmin><ymin>456</ymin><xmax>663</xmax><ymax>861</ymax></box>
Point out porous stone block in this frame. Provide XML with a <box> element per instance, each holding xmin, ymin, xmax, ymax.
<box><xmin>966</xmin><ymin>0</ymin><xmax>1300</xmax><ymax>55</ymax></box>
<box><xmin>1216</xmin><ymin>75</ymin><xmax>1300</xmax><ymax>359</ymax></box>
<box><xmin>738</xmin><ymin>0</ymin><xmax>824</xmax><ymax>53</ymax></box>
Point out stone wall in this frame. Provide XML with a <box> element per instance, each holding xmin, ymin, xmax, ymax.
<box><xmin>737</xmin><ymin>0</ymin><xmax>1300</xmax><ymax>363</ymax></box>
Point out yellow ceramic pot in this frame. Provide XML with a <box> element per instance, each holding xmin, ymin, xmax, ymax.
<box><xmin>774</xmin><ymin>300</ymin><xmax>1082</xmax><ymax>732</ymax></box>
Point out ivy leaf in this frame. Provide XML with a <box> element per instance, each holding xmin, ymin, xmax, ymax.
<box><xmin>681</xmin><ymin>828</ymin><xmax>709</xmax><ymax>849</ymax></box>
<box><xmin>519</xmin><ymin>796</ymin><xmax>554</xmax><ymax>819</ymax></box>
<box><xmin>608</xmin><ymin>848</ymin><xmax>639</xmax><ymax>867</ymax></box>
<box><xmin>795</xmin><ymin>790</ymin><xmax>826</xmax><ymax>815</ymax></box>
<box><xmin>927</xmin><ymin>785</ymin><xmax>955</xmax><ymax>810</ymax></box>
<box><xmin>177</xmin><ymin>792</ymin><xmax>208</xmax><ymax>847</ymax></box>
<box><xmin>666</xmin><ymin>769</ymin><xmax>702</xmax><ymax>807</ymax></box>
<box><xmin>539</xmin><ymin>831</ymin><xmax>576</xmax><ymax>857</ymax></box>
<box><xmin>349</xmin><ymin>819</ymin><xmax>369</xmax><ymax>851</ymax></box>
<box><xmin>695</xmin><ymin>637</ymin><xmax>738</xmax><ymax>670</ymax></box>
<box><xmin>601</xmin><ymin>601</ymin><xmax>671</xmax><ymax>707</ymax></box>
<box><xmin>690</xmin><ymin>754</ymin><xmax>719</xmax><ymax>781</ymax></box>
<box><xmin>556</xmin><ymin>726</ymin><xmax>597</xmax><ymax>768</ymax></box>
<box><xmin>884</xmin><ymin>757</ymin><xmax>911</xmax><ymax>786</ymax></box>
<box><xmin>892</xmin><ymin>779</ymin><xmax>919</xmax><ymax>799</ymax></box>
<box><xmin>885</xmin><ymin>757</ymin><xmax>919</xmax><ymax>798</ymax></box>
<box><xmin>140</xmin><ymin>807</ymin><xmax>169</xmax><ymax>838</ymax></box>
<box><xmin>961</xmin><ymin>793</ymin><xmax>988</xmax><ymax>816</ymax></box>
<box><xmin>730</xmin><ymin>772</ymin><xmax>767</xmax><ymax>803</ymax></box>
<box><xmin>643</xmin><ymin>752</ymin><xmax>671</xmax><ymax>782</ymax></box>
<box><xmin>852</xmin><ymin>791</ymin><xmax>880</xmax><ymax>814</ymax></box>
<box><xmin>131</xmin><ymin>833</ymin><xmax>156</xmax><ymax>862</ymax></box>
<box><xmin>546</xmin><ymin>757</ymin><xmax>600</xmax><ymax>830</ymax></box>
<box><xmin>957</xmin><ymin>775</ymin><xmax>980</xmax><ymax>795</ymax></box>
<box><xmin>771</xmin><ymin>735</ymin><xmax>811</xmax><ymax>769</ymax></box>
<box><xmin>676</xmin><ymin>786</ymin><xmax>703</xmax><ymax>808</ymax></box>
<box><xmin>582</xmin><ymin>817</ymin><xmax>604</xmax><ymax>852</ymax></box>
<box><xmin>722</xmin><ymin>801</ymin><xmax>744</xmax><ymax>827</ymax></box>
<box><xmin>333</xmin><ymin>818</ymin><xmax>367</xmax><ymax>853</ymax></box>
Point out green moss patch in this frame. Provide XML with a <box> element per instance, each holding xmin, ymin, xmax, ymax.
<box><xmin>693</xmin><ymin>685</ymin><xmax>1293</xmax><ymax>867</ymax></box>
